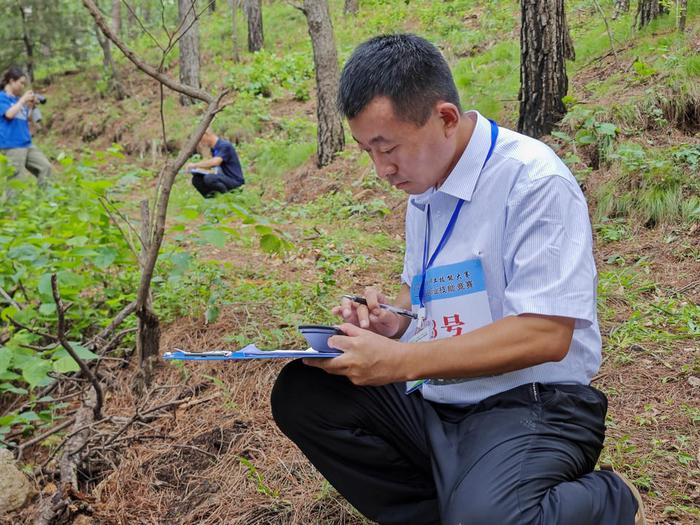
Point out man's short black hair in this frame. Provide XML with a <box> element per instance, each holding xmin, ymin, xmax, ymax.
<box><xmin>338</xmin><ymin>34</ymin><xmax>461</xmax><ymax>126</ymax></box>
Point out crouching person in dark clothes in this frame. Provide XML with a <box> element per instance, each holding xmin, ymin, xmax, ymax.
<box><xmin>270</xmin><ymin>34</ymin><xmax>645</xmax><ymax>525</ymax></box>
<box><xmin>185</xmin><ymin>128</ymin><xmax>244</xmax><ymax>198</ymax></box>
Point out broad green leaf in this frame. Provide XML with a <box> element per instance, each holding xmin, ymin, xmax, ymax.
<box><xmin>66</xmin><ymin>236</ymin><xmax>89</xmax><ymax>247</ymax></box>
<box><xmin>12</xmin><ymin>306</ymin><xmax>38</xmax><ymax>325</ymax></box>
<box><xmin>550</xmin><ymin>131</ymin><xmax>571</xmax><ymax>142</ymax></box>
<box><xmin>8</xmin><ymin>244</ymin><xmax>39</xmax><ymax>262</ymax></box>
<box><xmin>574</xmin><ymin>130</ymin><xmax>596</xmax><ymax>145</ymax></box>
<box><xmin>53</xmin><ymin>355</ymin><xmax>80</xmax><ymax>373</ymax></box>
<box><xmin>56</xmin><ymin>271</ymin><xmax>86</xmax><ymax>294</ymax></box>
<box><xmin>178</xmin><ymin>208</ymin><xmax>200</xmax><ymax>220</ymax></box>
<box><xmin>597</xmin><ymin>123</ymin><xmax>618</xmax><ymax>137</ymax></box>
<box><xmin>38</xmin><ymin>273</ymin><xmax>54</xmax><ymax>301</ymax></box>
<box><xmin>0</xmin><ymin>383</ymin><xmax>27</xmax><ymax>395</ymax></box>
<box><xmin>21</xmin><ymin>359</ymin><xmax>53</xmax><ymax>389</ymax></box>
<box><xmin>93</xmin><ymin>247</ymin><xmax>118</xmax><ymax>269</ymax></box>
<box><xmin>0</xmin><ymin>348</ymin><xmax>12</xmax><ymax>373</ymax></box>
<box><xmin>200</xmin><ymin>228</ymin><xmax>228</xmax><ymax>249</ymax></box>
<box><xmin>69</xmin><ymin>343</ymin><xmax>99</xmax><ymax>361</ymax></box>
<box><xmin>39</xmin><ymin>303</ymin><xmax>57</xmax><ymax>316</ymax></box>
<box><xmin>0</xmin><ymin>370</ymin><xmax>21</xmax><ymax>381</ymax></box>
<box><xmin>255</xmin><ymin>225</ymin><xmax>274</xmax><ymax>235</ymax></box>
<box><xmin>170</xmin><ymin>252</ymin><xmax>192</xmax><ymax>277</ymax></box>
<box><xmin>205</xmin><ymin>305</ymin><xmax>221</xmax><ymax>324</ymax></box>
<box><xmin>18</xmin><ymin>411</ymin><xmax>40</xmax><ymax>422</ymax></box>
<box><xmin>0</xmin><ymin>415</ymin><xmax>17</xmax><ymax>427</ymax></box>
<box><xmin>1</xmin><ymin>305</ymin><xmax>18</xmax><ymax>322</ymax></box>
<box><xmin>260</xmin><ymin>234</ymin><xmax>282</xmax><ymax>253</ymax></box>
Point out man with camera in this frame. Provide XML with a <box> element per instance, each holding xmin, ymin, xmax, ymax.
<box><xmin>0</xmin><ymin>66</ymin><xmax>52</xmax><ymax>190</ymax></box>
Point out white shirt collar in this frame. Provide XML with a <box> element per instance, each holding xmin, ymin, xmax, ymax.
<box><xmin>438</xmin><ymin>110</ymin><xmax>493</xmax><ymax>203</ymax></box>
<box><xmin>409</xmin><ymin>111</ymin><xmax>493</xmax><ymax>210</ymax></box>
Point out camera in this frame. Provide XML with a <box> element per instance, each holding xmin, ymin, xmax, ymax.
<box><xmin>34</xmin><ymin>94</ymin><xmax>47</xmax><ymax>104</ymax></box>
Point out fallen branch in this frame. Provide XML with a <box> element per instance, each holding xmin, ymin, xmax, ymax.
<box><xmin>15</xmin><ymin>417</ymin><xmax>76</xmax><ymax>461</ymax></box>
<box><xmin>34</xmin><ymin>391</ymin><xmax>97</xmax><ymax>525</ymax></box>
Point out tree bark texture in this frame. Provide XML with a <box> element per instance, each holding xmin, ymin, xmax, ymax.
<box><xmin>517</xmin><ymin>0</ymin><xmax>569</xmax><ymax>138</ymax></box>
<box><xmin>303</xmin><ymin>0</ymin><xmax>345</xmax><ymax>167</ymax></box>
<box><xmin>563</xmin><ymin>7</ymin><xmax>575</xmax><ymax>61</ymax></box>
<box><xmin>18</xmin><ymin>6</ymin><xmax>34</xmax><ymax>82</ymax></box>
<box><xmin>612</xmin><ymin>0</ymin><xmax>629</xmax><ymax>20</ymax></box>
<box><xmin>178</xmin><ymin>0</ymin><xmax>202</xmax><ymax>106</ymax></box>
<box><xmin>94</xmin><ymin>23</ymin><xmax>126</xmax><ymax>100</ymax></box>
<box><xmin>229</xmin><ymin>0</ymin><xmax>241</xmax><ymax>62</ymax></box>
<box><xmin>678</xmin><ymin>0</ymin><xmax>688</xmax><ymax>31</ymax></box>
<box><xmin>344</xmin><ymin>0</ymin><xmax>359</xmax><ymax>15</ymax></box>
<box><xmin>636</xmin><ymin>0</ymin><xmax>665</xmax><ymax>28</ymax></box>
<box><xmin>245</xmin><ymin>0</ymin><xmax>264</xmax><ymax>52</ymax></box>
<box><xmin>111</xmin><ymin>0</ymin><xmax>121</xmax><ymax>36</ymax></box>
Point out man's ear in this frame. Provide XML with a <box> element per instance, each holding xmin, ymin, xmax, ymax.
<box><xmin>435</xmin><ymin>102</ymin><xmax>461</xmax><ymax>138</ymax></box>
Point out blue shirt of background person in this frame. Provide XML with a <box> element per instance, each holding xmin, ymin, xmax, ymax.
<box><xmin>211</xmin><ymin>137</ymin><xmax>243</xmax><ymax>187</ymax></box>
<box><xmin>0</xmin><ymin>90</ymin><xmax>32</xmax><ymax>148</ymax></box>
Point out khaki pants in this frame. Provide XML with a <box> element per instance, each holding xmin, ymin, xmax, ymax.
<box><xmin>1</xmin><ymin>145</ymin><xmax>52</xmax><ymax>187</ymax></box>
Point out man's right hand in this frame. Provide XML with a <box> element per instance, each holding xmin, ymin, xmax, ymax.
<box><xmin>332</xmin><ymin>286</ymin><xmax>403</xmax><ymax>338</ymax></box>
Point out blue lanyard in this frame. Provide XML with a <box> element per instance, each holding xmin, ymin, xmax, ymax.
<box><xmin>418</xmin><ymin>120</ymin><xmax>499</xmax><ymax>312</ymax></box>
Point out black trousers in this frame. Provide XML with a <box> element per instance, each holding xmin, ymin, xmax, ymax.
<box><xmin>190</xmin><ymin>172</ymin><xmax>241</xmax><ymax>198</ymax></box>
<box><xmin>271</xmin><ymin>360</ymin><xmax>638</xmax><ymax>525</ymax></box>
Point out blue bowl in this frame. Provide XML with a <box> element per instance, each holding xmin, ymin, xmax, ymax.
<box><xmin>298</xmin><ymin>325</ymin><xmax>344</xmax><ymax>352</ymax></box>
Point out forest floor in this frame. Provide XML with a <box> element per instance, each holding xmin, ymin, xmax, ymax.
<box><xmin>4</xmin><ymin>23</ymin><xmax>700</xmax><ymax>525</ymax></box>
<box><xmin>10</xmin><ymin>106</ymin><xmax>700</xmax><ymax>524</ymax></box>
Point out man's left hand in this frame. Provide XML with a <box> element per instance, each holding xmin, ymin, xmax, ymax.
<box><xmin>303</xmin><ymin>323</ymin><xmax>406</xmax><ymax>386</ymax></box>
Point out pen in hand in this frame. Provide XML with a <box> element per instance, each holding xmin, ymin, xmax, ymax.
<box><xmin>342</xmin><ymin>294</ymin><xmax>418</xmax><ymax>319</ymax></box>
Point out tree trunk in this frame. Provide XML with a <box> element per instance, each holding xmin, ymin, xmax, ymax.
<box><xmin>678</xmin><ymin>0</ymin><xmax>688</xmax><ymax>31</ymax></box>
<box><xmin>18</xmin><ymin>6</ymin><xmax>34</xmax><ymax>82</ymax></box>
<box><xmin>229</xmin><ymin>0</ymin><xmax>241</xmax><ymax>62</ymax></box>
<box><xmin>636</xmin><ymin>0</ymin><xmax>664</xmax><ymax>28</ymax></box>
<box><xmin>563</xmin><ymin>6</ymin><xmax>575</xmax><ymax>61</ymax></box>
<box><xmin>111</xmin><ymin>0</ymin><xmax>121</xmax><ymax>36</ymax></box>
<box><xmin>132</xmin><ymin>200</ymin><xmax>156</xmax><ymax>394</ymax></box>
<box><xmin>302</xmin><ymin>0</ymin><xmax>345</xmax><ymax>167</ymax></box>
<box><xmin>517</xmin><ymin>0</ymin><xmax>568</xmax><ymax>138</ymax></box>
<box><xmin>244</xmin><ymin>0</ymin><xmax>264</xmax><ymax>52</ymax></box>
<box><xmin>344</xmin><ymin>0</ymin><xmax>359</xmax><ymax>15</ymax></box>
<box><xmin>612</xmin><ymin>0</ymin><xmax>629</xmax><ymax>19</ymax></box>
<box><xmin>94</xmin><ymin>23</ymin><xmax>126</xmax><ymax>99</ymax></box>
<box><xmin>178</xmin><ymin>0</ymin><xmax>202</xmax><ymax>106</ymax></box>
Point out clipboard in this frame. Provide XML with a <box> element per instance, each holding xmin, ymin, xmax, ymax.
<box><xmin>163</xmin><ymin>344</ymin><xmax>342</xmax><ymax>361</ymax></box>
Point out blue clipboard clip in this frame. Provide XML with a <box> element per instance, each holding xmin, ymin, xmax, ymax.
<box><xmin>163</xmin><ymin>349</ymin><xmax>234</xmax><ymax>360</ymax></box>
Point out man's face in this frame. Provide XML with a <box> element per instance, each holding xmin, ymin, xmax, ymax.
<box><xmin>348</xmin><ymin>97</ymin><xmax>454</xmax><ymax>195</ymax></box>
<box><xmin>199</xmin><ymin>132</ymin><xmax>215</xmax><ymax>149</ymax></box>
<box><xmin>8</xmin><ymin>76</ymin><xmax>27</xmax><ymax>97</ymax></box>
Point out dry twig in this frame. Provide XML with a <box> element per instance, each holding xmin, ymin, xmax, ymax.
<box><xmin>51</xmin><ymin>274</ymin><xmax>104</xmax><ymax>421</ymax></box>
